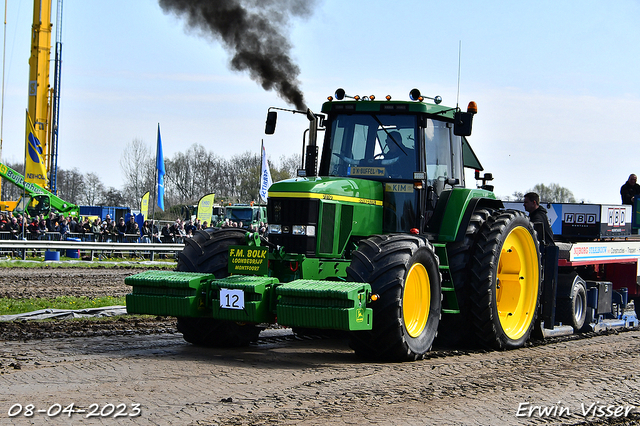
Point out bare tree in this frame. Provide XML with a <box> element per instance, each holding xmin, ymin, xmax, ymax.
<box><xmin>165</xmin><ymin>151</ymin><xmax>196</xmax><ymax>205</ymax></box>
<box><xmin>531</xmin><ymin>183</ymin><xmax>576</xmax><ymax>203</ymax></box>
<box><xmin>164</xmin><ymin>144</ymin><xmax>236</xmax><ymax>207</ymax></box>
<box><xmin>511</xmin><ymin>191</ymin><xmax>525</xmax><ymax>202</ymax></box>
<box><xmin>0</xmin><ymin>161</ymin><xmax>25</xmax><ymax>201</ymax></box>
<box><xmin>190</xmin><ymin>145</ymin><xmax>234</xmax><ymax>200</ymax></box>
<box><xmin>120</xmin><ymin>138</ymin><xmax>154</xmax><ymax>207</ymax></box>
<box><xmin>230</xmin><ymin>151</ymin><xmax>261</xmax><ymax>203</ymax></box>
<box><xmin>271</xmin><ymin>153</ymin><xmax>300</xmax><ymax>182</ymax></box>
<box><xmin>81</xmin><ymin>173</ymin><xmax>104</xmax><ymax>205</ymax></box>
<box><xmin>57</xmin><ymin>168</ymin><xmax>85</xmax><ymax>205</ymax></box>
<box><xmin>101</xmin><ymin>187</ymin><xmax>126</xmax><ymax>206</ymax></box>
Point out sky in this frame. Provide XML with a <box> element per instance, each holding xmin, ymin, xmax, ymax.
<box><xmin>0</xmin><ymin>0</ymin><xmax>639</xmax><ymax>204</ymax></box>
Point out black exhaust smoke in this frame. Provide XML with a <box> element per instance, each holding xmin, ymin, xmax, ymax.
<box><xmin>158</xmin><ymin>0</ymin><xmax>316</xmax><ymax>110</ymax></box>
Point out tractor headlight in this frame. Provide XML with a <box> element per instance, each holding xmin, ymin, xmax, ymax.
<box><xmin>268</xmin><ymin>224</ymin><xmax>282</xmax><ymax>234</ymax></box>
<box><xmin>292</xmin><ymin>225</ymin><xmax>315</xmax><ymax>236</ymax></box>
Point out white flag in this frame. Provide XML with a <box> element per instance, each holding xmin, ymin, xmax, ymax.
<box><xmin>259</xmin><ymin>144</ymin><xmax>273</xmax><ymax>202</ymax></box>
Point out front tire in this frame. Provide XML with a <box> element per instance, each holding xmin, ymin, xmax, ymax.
<box><xmin>176</xmin><ymin>228</ymin><xmax>261</xmax><ymax>347</ymax></box>
<box><xmin>347</xmin><ymin>234</ymin><xmax>441</xmax><ymax>361</ymax></box>
<box><xmin>468</xmin><ymin>210</ymin><xmax>541</xmax><ymax>350</ymax></box>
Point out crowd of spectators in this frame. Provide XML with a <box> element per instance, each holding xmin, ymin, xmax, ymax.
<box><xmin>218</xmin><ymin>219</ymin><xmax>268</xmax><ymax>236</ymax></box>
<box><xmin>0</xmin><ymin>212</ymin><xmax>84</xmax><ymax>240</ymax></box>
<box><xmin>0</xmin><ymin>211</ymin><xmax>269</xmax><ymax>242</ymax></box>
<box><xmin>158</xmin><ymin>218</ymin><xmax>209</xmax><ymax>243</ymax></box>
<box><xmin>0</xmin><ymin>212</ymin><xmax>161</xmax><ymax>242</ymax></box>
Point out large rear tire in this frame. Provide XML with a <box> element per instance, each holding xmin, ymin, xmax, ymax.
<box><xmin>346</xmin><ymin>234</ymin><xmax>441</xmax><ymax>361</ymax></box>
<box><xmin>468</xmin><ymin>210</ymin><xmax>541</xmax><ymax>350</ymax></box>
<box><xmin>556</xmin><ymin>272</ymin><xmax>587</xmax><ymax>332</ymax></box>
<box><xmin>176</xmin><ymin>228</ymin><xmax>261</xmax><ymax>347</ymax></box>
<box><xmin>437</xmin><ymin>208</ymin><xmax>492</xmax><ymax>347</ymax></box>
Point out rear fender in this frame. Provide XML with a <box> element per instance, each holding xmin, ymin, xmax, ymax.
<box><xmin>428</xmin><ymin>188</ymin><xmax>502</xmax><ymax>242</ymax></box>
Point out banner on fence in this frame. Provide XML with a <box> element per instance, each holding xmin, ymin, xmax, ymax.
<box><xmin>140</xmin><ymin>191</ymin><xmax>150</xmax><ymax>220</ymax></box>
<box><xmin>196</xmin><ymin>193</ymin><xmax>215</xmax><ymax>224</ymax></box>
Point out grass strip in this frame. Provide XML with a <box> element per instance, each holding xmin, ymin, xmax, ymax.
<box><xmin>0</xmin><ymin>259</ymin><xmax>176</xmax><ymax>269</ymax></box>
<box><xmin>0</xmin><ymin>296</ymin><xmax>126</xmax><ymax>316</ymax></box>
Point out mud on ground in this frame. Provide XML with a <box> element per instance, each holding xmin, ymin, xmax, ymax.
<box><xmin>0</xmin><ymin>266</ymin><xmax>141</xmax><ymax>299</ymax></box>
<box><xmin>3</xmin><ymin>267</ymin><xmax>640</xmax><ymax>425</ymax></box>
<box><xmin>0</xmin><ymin>266</ymin><xmax>175</xmax><ymax>341</ymax></box>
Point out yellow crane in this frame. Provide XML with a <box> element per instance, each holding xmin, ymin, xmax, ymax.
<box><xmin>0</xmin><ymin>0</ymin><xmax>60</xmax><ymax>210</ymax></box>
<box><xmin>26</xmin><ymin>0</ymin><xmax>53</xmax><ymax>190</ymax></box>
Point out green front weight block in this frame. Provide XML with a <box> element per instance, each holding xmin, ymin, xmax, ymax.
<box><xmin>211</xmin><ymin>275</ymin><xmax>278</xmax><ymax>323</ymax></box>
<box><xmin>125</xmin><ymin>270</ymin><xmax>215</xmax><ymax>317</ymax></box>
<box><xmin>276</xmin><ymin>280</ymin><xmax>373</xmax><ymax>331</ymax></box>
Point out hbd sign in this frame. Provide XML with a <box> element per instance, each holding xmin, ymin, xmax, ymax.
<box><xmin>607</xmin><ymin>208</ymin><xmax>626</xmax><ymax>227</ymax></box>
<box><xmin>564</xmin><ymin>213</ymin><xmax>597</xmax><ymax>225</ymax></box>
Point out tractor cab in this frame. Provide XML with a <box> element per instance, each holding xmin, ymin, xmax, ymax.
<box><xmin>223</xmin><ymin>204</ymin><xmax>267</xmax><ymax>229</ymax></box>
<box><xmin>319</xmin><ymin>91</ymin><xmax>477</xmax><ymax>234</ymax></box>
<box><xmin>14</xmin><ymin>194</ymin><xmax>51</xmax><ymax>218</ymax></box>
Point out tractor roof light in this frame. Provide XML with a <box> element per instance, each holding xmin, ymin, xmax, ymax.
<box><xmin>335</xmin><ymin>88</ymin><xmax>346</xmax><ymax>100</ymax></box>
<box><xmin>467</xmin><ymin>101</ymin><xmax>478</xmax><ymax>114</ymax></box>
<box><xmin>386</xmin><ymin>95</ymin><xmax>392</xmax><ymax>100</ymax></box>
<box><xmin>354</xmin><ymin>95</ymin><xmax>361</xmax><ymax>101</ymax></box>
<box><xmin>370</xmin><ymin>95</ymin><xmax>375</xmax><ymax>100</ymax></box>
<box><xmin>410</xmin><ymin>88</ymin><xmax>441</xmax><ymax>104</ymax></box>
<box><xmin>327</xmin><ymin>96</ymin><xmax>334</xmax><ymax>101</ymax></box>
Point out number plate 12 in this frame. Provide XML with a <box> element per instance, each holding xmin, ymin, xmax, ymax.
<box><xmin>220</xmin><ymin>288</ymin><xmax>245</xmax><ymax>310</ymax></box>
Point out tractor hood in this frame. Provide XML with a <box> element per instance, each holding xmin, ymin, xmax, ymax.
<box><xmin>268</xmin><ymin>176</ymin><xmax>383</xmax><ymax>205</ymax></box>
<box><xmin>267</xmin><ymin>177</ymin><xmax>384</xmax><ymax>258</ymax></box>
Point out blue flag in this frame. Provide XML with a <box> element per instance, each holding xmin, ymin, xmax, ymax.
<box><xmin>156</xmin><ymin>124</ymin><xmax>165</xmax><ymax>211</ymax></box>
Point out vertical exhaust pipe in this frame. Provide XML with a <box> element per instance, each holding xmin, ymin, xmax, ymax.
<box><xmin>305</xmin><ymin>109</ymin><xmax>318</xmax><ymax>177</ymax></box>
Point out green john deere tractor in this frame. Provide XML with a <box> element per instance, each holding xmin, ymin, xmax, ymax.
<box><xmin>126</xmin><ymin>88</ymin><xmax>541</xmax><ymax>361</ymax></box>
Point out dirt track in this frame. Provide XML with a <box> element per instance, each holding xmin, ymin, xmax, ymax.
<box><xmin>2</xmin><ymin>267</ymin><xmax>640</xmax><ymax>425</ymax></box>
<box><xmin>0</xmin><ymin>266</ymin><xmax>140</xmax><ymax>299</ymax></box>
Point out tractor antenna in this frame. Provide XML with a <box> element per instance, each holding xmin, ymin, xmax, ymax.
<box><xmin>456</xmin><ymin>40</ymin><xmax>462</xmax><ymax>109</ymax></box>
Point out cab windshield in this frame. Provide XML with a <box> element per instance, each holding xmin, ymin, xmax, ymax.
<box><xmin>27</xmin><ymin>195</ymin><xmax>51</xmax><ymax>218</ymax></box>
<box><xmin>225</xmin><ymin>208</ymin><xmax>254</xmax><ymax>222</ymax></box>
<box><xmin>325</xmin><ymin>114</ymin><xmax>417</xmax><ymax>180</ymax></box>
<box><xmin>15</xmin><ymin>194</ymin><xmax>50</xmax><ymax>218</ymax></box>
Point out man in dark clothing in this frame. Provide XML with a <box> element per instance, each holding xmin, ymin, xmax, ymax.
<box><xmin>523</xmin><ymin>192</ymin><xmax>555</xmax><ymax>247</ymax></box>
<box><xmin>126</xmin><ymin>216</ymin><xmax>138</xmax><ymax>235</ymax></box>
<box><xmin>27</xmin><ymin>218</ymin><xmax>39</xmax><ymax>237</ymax></box>
<box><xmin>620</xmin><ymin>174</ymin><xmax>640</xmax><ymax>205</ymax></box>
<box><xmin>7</xmin><ymin>217</ymin><xmax>20</xmax><ymax>240</ymax></box>
<box><xmin>115</xmin><ymin>217</ymin><xmax>127</xmax><ymax>242</ymax></box>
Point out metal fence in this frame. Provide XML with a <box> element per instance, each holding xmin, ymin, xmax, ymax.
<box><xmin>0</xmin><ymin>231</ymin><xmax>186</xmax><ymax>243</ymax></box>
<box><xmin>0</xmin><ymin>232</ymin><xmax>185</xmax><ymax>261</ymax></box>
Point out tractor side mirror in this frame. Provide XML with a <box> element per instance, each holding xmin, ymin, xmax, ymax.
<box><xmin>453</xmin><ymin>111</ymin><xmax>473</xmax><ymax>137</ymax></box>
<box><xmin>265</xmin><ymin>111</ymin><xmax>278</xmax><ymax>135</ymax></box>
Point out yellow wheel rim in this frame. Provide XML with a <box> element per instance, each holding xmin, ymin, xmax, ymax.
<box><xmin>496</xmin><ymin>226</ymin><xmax>539</xmax><ymax>340</ymax></box>
<box><xmin>403</xmin><ymin>262</ymin><xmax>431</xmax><ymax>338</ymax></box>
